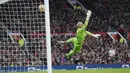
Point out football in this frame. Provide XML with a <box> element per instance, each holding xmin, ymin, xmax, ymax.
<box><xmin>39</xmin><ymin>4</ymin><xmax>45</xmax><ymax>12</ymax></box>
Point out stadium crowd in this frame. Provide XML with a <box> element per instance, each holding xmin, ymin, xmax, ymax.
<box><xmin>52</xmin><ymin>35</ymin><xmax>130</xmax><ymax>65</ymax></box>
<box><xmin>50</xmin><ymin>0</ymin><xmax>130</xmax><ymax>33</ymax></box>
<box><xmin>0</xmin><ymin>0</ymin><xmax>130</xmax><ymax>67</ymax></box>
<box><xmin>0</xmin><ymin>35</ymin><xmax>130</xmax><ymax>66</ymax></box>
<box><xmin>92</xmin><ymin>0</ymin><xmax>130</xmax><ymax>37</ymax></box>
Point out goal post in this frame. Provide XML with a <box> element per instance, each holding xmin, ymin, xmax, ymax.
<box><xmin>44</xmin><ymin>0</ymin><xmax>52</xmax><ymax>73</ymax></box>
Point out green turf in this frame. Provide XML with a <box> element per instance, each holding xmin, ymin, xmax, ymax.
<box><xmin>8</xmin><ymin>68</ymin><xmax>130</xmax><ymax>73</ymax></box>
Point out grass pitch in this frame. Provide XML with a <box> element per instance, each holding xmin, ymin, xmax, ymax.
<box><xmin>10</xmin><ymin>68</ymin><xmax>130</xmax><ymax>73</ymax></box>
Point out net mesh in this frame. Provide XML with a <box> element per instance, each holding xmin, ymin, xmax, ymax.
<box><xmin>0</xmin><ymin>0</ymin><xmax>46</xmax><ymax>72</ymax></box>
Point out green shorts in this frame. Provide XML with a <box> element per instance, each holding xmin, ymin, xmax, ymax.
<box><xmin>67</xmin><ymin>37</ymin><xmax>82</xmax><ymax>52</ymax></box>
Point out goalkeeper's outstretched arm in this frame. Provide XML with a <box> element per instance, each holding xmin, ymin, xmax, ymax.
<box><xmin>81</xmin><ymin>10</ymin><xmax>92</xmax><ymax>30</ymax></box>
<box><xmin>86</xmin><ymin>31</ymin><xmax>101</xmax><ymax>38</ymax></box>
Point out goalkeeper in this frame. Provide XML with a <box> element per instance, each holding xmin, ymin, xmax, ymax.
<box><xmin>58</xmin><ymin>10</ymin><xmax>100</xmax><ymax>59</ymax></box>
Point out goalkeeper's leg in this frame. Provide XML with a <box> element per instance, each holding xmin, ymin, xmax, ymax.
<box><xmin>65</xmin><ymin>45</ymin><xmax>81</xmax><ymax>59</ymax></box>
<box><xmin>66</xmin><ymin>37</ymin><xmax>75</xmax><ymax>43</ymax></box>
<box><xmin>58</xmin><ymin>37</ymin><xmax>75</xmax><ymax>44</ymax></box>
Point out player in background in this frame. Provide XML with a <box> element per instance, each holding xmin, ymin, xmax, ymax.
<box><xmin>58</xmin><ymin>10</ymin><xmax>100</xmax><ymax>59</ymax></box>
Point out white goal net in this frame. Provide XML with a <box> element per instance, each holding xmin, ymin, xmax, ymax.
<box><xmin>0</xmin><ymin>0</ymin><xmax>49</xmax><ymax>73</ymax></box>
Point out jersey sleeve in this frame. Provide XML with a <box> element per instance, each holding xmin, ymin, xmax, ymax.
<box><xmin>86</xmin><ymin>31</ymin><xmax>93</xmax><ymax>36</ymax></box>
<box><xmin>82</xmin><ymin>20</ymin><xmax>89</xmax><ymax>30</ymax></box>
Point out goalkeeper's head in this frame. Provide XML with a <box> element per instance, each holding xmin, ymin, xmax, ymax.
<box><xmin>77</xmin><ymin>22</ymin><xmax>83</xmax><ymax>28</ymax></box>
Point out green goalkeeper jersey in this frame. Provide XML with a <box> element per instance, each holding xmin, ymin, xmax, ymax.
<box><xmin>76</xmin><ymin>25</ymin><xmax>86</xmax><ymax>44</ymax></box>
<box><xmin>76</xmin><ymin>21</ymin><xmax>92</xmax><ymax>45</ymax></box>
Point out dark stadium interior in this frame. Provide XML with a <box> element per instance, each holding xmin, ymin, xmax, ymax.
<box><xmin>0</xmin><ymin>0</ymin><xmax>130</xmax><ymax>67</ymax></box>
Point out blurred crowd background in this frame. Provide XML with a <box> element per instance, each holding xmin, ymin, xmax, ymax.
<box><xmin>0</xmin><ymin>0</ymin><xmax>130</xmax><ymax>67</ymax></box>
